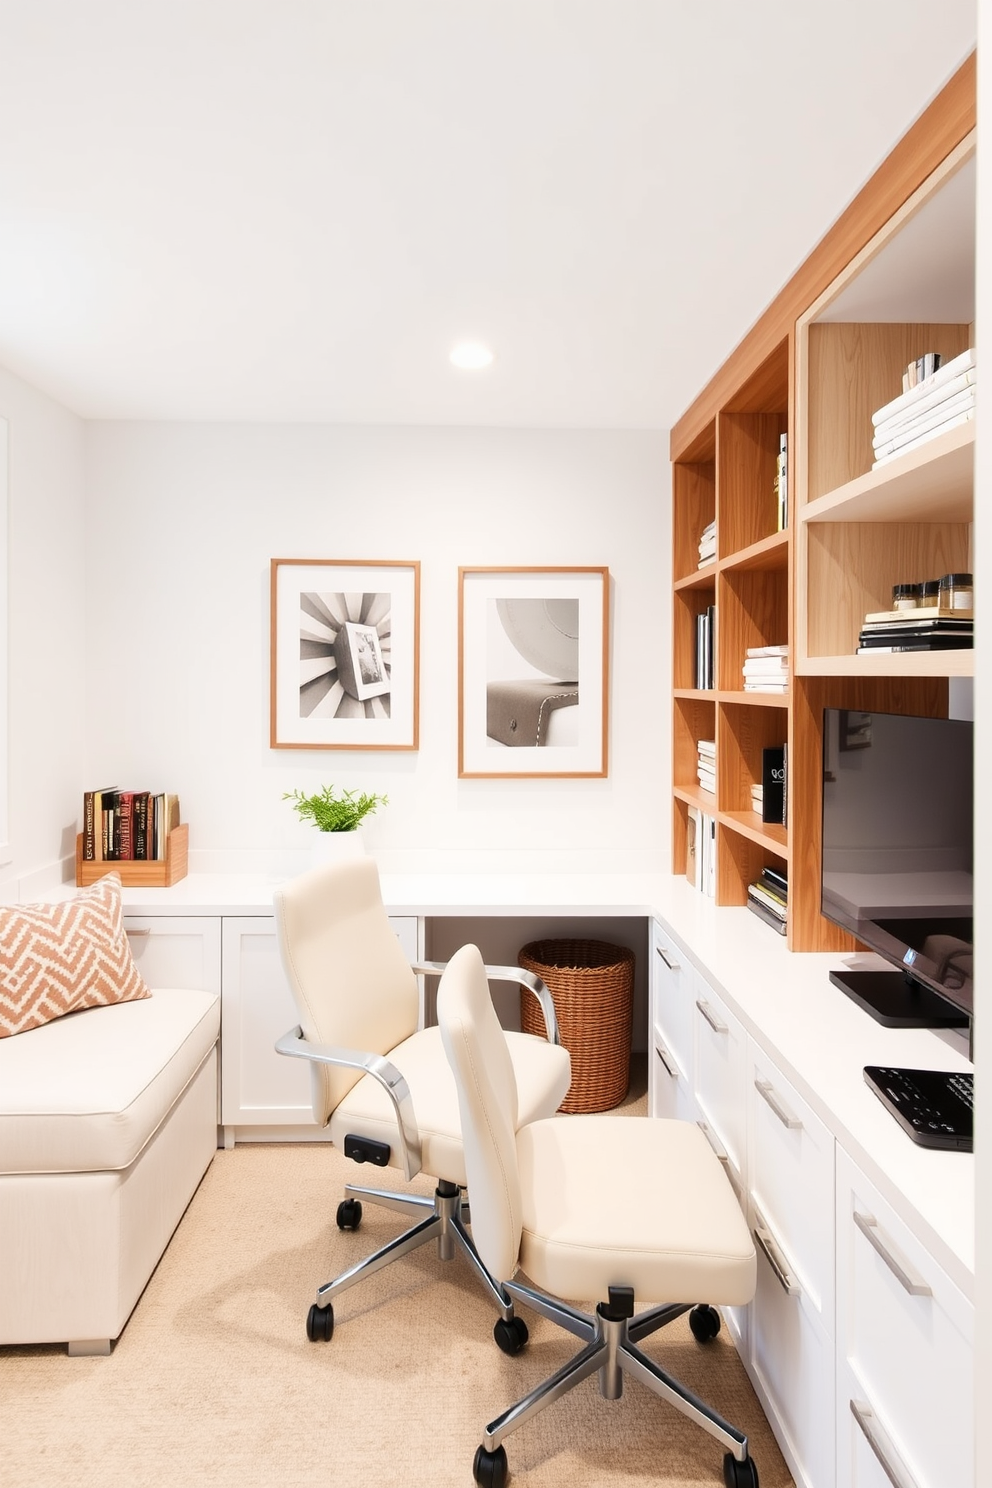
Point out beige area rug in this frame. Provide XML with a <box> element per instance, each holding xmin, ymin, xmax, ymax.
<box><xmin>2</xmin><ymin>1063</ymin><xmax>794</xmax><ymax>1488</ymax></box>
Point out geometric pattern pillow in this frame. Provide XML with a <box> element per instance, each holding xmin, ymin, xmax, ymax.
<box><xmin>0</xmin><ymin>873</ymin><xmax>151</xmax><ymax>1038</ymax></box>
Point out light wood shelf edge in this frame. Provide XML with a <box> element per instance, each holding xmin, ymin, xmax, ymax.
<box><xmin>799</xmin><ymin>422</ymin><xmax>974</xmax><ymax>525</ymax></box>
<box><xmin>796</xmin><ymin>651</ymin><xmax>973</xmax><ymax>679</ymax></box>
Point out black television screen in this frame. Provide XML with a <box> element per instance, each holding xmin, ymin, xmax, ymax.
<box><xmin>821</xmin><ymin>708</ymin><xmax>973</xmax><ymax>1028</ymax></box>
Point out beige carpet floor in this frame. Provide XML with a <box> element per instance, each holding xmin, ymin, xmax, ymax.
<box><xmin>1</xmin><ymin>1062</ymin><xmax>794</xmax><ymax>1488</ymax></box>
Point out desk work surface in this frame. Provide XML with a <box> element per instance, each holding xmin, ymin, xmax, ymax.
<box><xmin>104</xmin><ymin>865</ymin><xmax>974</xmax><ymax>1297</ymax></box>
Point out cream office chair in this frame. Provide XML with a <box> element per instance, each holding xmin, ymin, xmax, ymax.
<box><xmin>437</xmin><ymin>942</ymin><xmax>760</xmax><ymax>1488</ymax></box>
<box><xmin>273</xmin><ymin>856</ymin><xmax>571</xmax><ymax>1348</ymax></box>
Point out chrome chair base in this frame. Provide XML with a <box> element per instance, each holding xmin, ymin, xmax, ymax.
<box><xmin>315</xmin><ymin>1179</ymin><xmax>515</xmax><ymax>1325</ymax></box>
<box><xmin>483</xmin><ymin>1281</ymin><xmax>751</xmax><ymax>1466</ymax></box>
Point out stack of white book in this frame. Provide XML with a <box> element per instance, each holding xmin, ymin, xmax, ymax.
<box><xmin>871</xmin><ymin>346</ymin><xmax>976</xmax><ymax>468</ymax></box>
<box><xmin>698</xmin><ymin>519</ymin><xmax>716</xmax><ymax>568</ymax></box>
<box><xmin>750</xmin><ymin>782</ymin><xmax>763</xmax><ymax>813</ymax></box>
<box><xmin>696</xmin><ymin>739</ymin><xmax>715</xmax><ymax>795</ymax></box>
<box><xmin>742</xmin><ymin>644</ymin><xmax>788</xmax><ymax>693</ymax></box>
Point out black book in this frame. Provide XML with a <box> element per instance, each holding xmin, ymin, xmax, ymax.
<box><xmin>760</xmin><ymin>864</ymin><xmax>788</xmax><ymax>896</ymax></box>
<box><xmin>858</xmin><ymin>637</ymin><xmax>974</xmax><ymax>653</ymax></box>
<box><xmin>747</xmin><ymin>895</ymin><xmax>787</xmax><ymax>936</ymax></box>
<box><xmin>761</xmin><ymin>745</ymin><xmax>786</xmax><ymax>825</ymax></box>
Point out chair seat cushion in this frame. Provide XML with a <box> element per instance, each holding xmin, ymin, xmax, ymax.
<box><xmin>0</xmin><ymin>988</ymin><xmax>220</xmax><ymax>1175</ymax></box>
<box><xmin>329</xmin><ymin>1026</ymin><xmax>571</xmax><ymax>1185</ymax></box>
<box><xmin>516</xmin><ymin>1116</ymin><xmax>756</xmax><ymax>1307</ymax></box>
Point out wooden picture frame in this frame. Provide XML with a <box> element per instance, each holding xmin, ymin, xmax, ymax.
<box><xmin>270</xmin><ymin>559</ymin><xmax>420</xmax><ymax>751</ymax></box>
<box><xmin>458</xmin><ymin>567</ymin><xmax>610</xmax><ymax>779</ymax></box>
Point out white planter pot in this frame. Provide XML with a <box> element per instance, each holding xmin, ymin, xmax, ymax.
<box><xmin>310</xmin><ymin>831</ymin><xmax>366</xmax><ymax>867</ymax></box>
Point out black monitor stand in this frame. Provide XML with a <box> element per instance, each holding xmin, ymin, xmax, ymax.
<box><xmin>829</xmin><ymin>968</ymin><xmax>969</xmax><ymax>1029</ymax></box>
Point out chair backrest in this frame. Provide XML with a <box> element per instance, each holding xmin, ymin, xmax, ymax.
<box><xmin>436</xmin><ymin>942</ymin><xmax>522</xmax><ymax>1284</ymax></box>
<box><xmin>273</xmin><ymin>856</ymin><xmax>421</xmax><ymax>1124</ymax></box>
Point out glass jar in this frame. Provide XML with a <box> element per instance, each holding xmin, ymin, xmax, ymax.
<box><xmin>892</xmin><ymin>583</ymin><xmax>921</xmax><ymax>611</ymax></box>
<box><xmin>938</xmin><ymin>573</ymin><xmax>973</xmax><ymax>611</ymax></box>
<box><xmin>918</xmin><ymin>580</ymin><xmax>940</xmax><ymax>608</ymax></box>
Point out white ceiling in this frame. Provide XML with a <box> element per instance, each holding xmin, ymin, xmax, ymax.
<box><xmin>0</xmin><ymin>2</ymin><xmax>977</xmax><ymax>429</ymax></box>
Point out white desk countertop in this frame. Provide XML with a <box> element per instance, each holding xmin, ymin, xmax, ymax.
<box><xmin>109</xmin><ymin>866</ymin><xmax>973</xmax><ymax>1300</ymax></box>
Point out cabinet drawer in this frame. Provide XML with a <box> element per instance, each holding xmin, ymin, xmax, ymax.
<box><xmin>124</xmin><ymin>916</ymin><xmax>222</xmax><ymax>995</ymax></box>
<box><xmin>749</xmin><ymin>1222</ymin><xmax>835</xmax><ymax>1488</ymax></box>
<box><xmin>650</xmin><ymin>1039</ymin><xmax>696</xmax><ymax>1122</ymax></box>
<box><xmin>650</xmin><ymin>921</ymin><xmax>692</xmax><ymax>1076</ymax></box>
<box><xmin>693</xmin><ymin>977</ymin><xmax>746</xmax><ymax>1189</ymax></box>
<box><xmin>748</xmin><ymin>1043</ymin><xmax>834</xmax><ymax>1324</ymax></box>
<box><xmin>835</xmin><ymin>1147</ymin><xmax>973</xmax><ymax>1488</ymax></box>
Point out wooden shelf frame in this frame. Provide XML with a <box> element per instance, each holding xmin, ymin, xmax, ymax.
<box><xmin>668</xmin><ymin>55</ymin><xmax>975</xmax><ymax>953</ymax></box>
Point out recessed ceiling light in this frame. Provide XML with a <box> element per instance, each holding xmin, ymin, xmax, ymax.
<box><xmin>450</xmin><ymin>342</ymin><xmax>494</xmax><ymax>370</ymax></box>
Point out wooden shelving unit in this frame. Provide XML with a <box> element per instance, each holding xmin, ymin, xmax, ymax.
<box><xmin>669</xmin><ymin>58</ymin><xmax>975</xmax><ymax>954</ymax></box>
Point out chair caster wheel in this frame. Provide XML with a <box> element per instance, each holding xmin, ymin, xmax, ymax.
<box><xmin>336</xmin><ymin>1199</ymin><xmax>363</xmax><ymax>1230</ymax></box>
<box><xmin>723</xmin><ymin>1451</ymin><xmax>759</xmax><ymax>1488</ymax></box>
<box><xmin>473</xmin><ymin>1444</ymin><xmax>508</xmax><ymax>1488</ymax></box>
<box><xmin>689</xmin><ymin>1304</ymin><xmax>721</xmax><ymax>1343</ymax></box>
<box><xmin>493</xmin><ymin>1316</ymin><xmax>529</xmax><ymax>1356</ymax></box>
<box><xmin>306</xmin><ymin>1303</ymin><xmax>334</xmax><ymax>1342</ymax></box>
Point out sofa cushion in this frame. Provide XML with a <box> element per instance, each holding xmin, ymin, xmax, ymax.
<box><xmin>0</xmin><ymin>986</ymin><xmax>220</xmax><ymax>1174</ymax></box>
<box><xmin>0</xmin><ymin>875</ymin><xmax>150</xmax><ymax>1039</ymax></box>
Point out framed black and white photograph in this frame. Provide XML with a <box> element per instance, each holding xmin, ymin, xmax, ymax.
<box><xmin>270</xmin><ymin>559</ymin><xmax>420</xmax><ymax>750</ymax></box>
<box><xmin>458</xmin><ymin>567</ymin><xmax>609</xmax><ymax>779</ymax></box>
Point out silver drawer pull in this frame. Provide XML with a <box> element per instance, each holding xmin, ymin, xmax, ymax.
<box><xmin>655</xmin><ymin>943</ymin><xmax>680</xmax><ymax>972</ymax></box>
<box><xmin>853</xmin><ymin>1211</ymin><xmax>932</xmax><ymax>1297</ymax></box>
<box><xmin>754</xmin><ymin>1077</ymin><xmax>802</xmax><ymax>1130</ymax></box>
<box><xmin>125</xmin><ymin>927</ymin><xmax>151</xmax><ymax>938</ymax></box>
<box><xmin>696</xmin><ymin>998</ymin><xmax>728</xmax><ymax>1034</ymax></box>
<box><xmin>699</xmin><ymin>1122</ymin><xmax>744</xmax><ymax>1201</ymax></box>
<box><xmin>696</xmin><ymin>1119</ymin><xmax>729</xmax><ymax>1164</ymax></box>
<box><xmin>753</xmin><ymin>1211</ymin><xmax>801</xmax><ymax>1297</ymax></box>
<box><xmin>851</xmin><ymin>1399</ymin><xmax>920</xmax><ymax>1488</ymax></box>
<box><xmin>654</xmin><ymin>1041</ymin><xmax>677</xmax><ymax>1079</ymax></box>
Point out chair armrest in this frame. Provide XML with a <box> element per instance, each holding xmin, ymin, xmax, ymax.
<box><xmin>274</xmin><ymin>1027</ymin><xmax>423</xmax><ymax>1181</ymax></box>
<box><xmin>412</xmin><ymin>960</ymin><xmax>561</xmax><ymax>1046</ymax></box>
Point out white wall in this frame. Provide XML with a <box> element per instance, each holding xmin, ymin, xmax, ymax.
<box><xmin>83</xmin><ymin>422</ymin><xmax>671</xmax><ymax>872</ymax></box>
<box><xmin>0</xmin><ymin>365</ymin><xmax>87</xmax><ymax>894</ymax></box>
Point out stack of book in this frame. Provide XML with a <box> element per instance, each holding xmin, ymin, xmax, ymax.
<box><xmin>747</xmin><ymin>865</ymin><xmax>788</xmax><ymax>936</ymax></box>
<box><xmin>695</xmin><ymin>604</ymin><xmax>715</xmax><ymax>689</ymax></box>
<box><xmin>750</xmin><ymin>781</ymin><xmax>763</xmax><ymax>815</ymax></box>
<box><xmin>698</xmin><ymin>519</ymin><xmax>716</xmax><ymax>569</ymax></box>
<box><xmin>871</xmin><ymin>346</ymin><xmax>976</xmax><ymax>469</ymax></box>
<box><xmin>856</xmin><ymin>607</ymin><xmax>973</xmax><ymax>654</ymax></box>
<box><xmin>696</xmin><ymin>739</ymin><xmax>715</xmax><ymax>796</ymax></box>
<box><xmin>82</xmin><ymin>788</ymin><xmax>180</xmax><ymax>862</ymax></box>
<box><xmin>742</xmin><ymin>644</ymin><xmax>788</xmax><ymax>693</ymax></box>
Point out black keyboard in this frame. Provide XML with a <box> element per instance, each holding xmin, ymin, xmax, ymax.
<box><xmin>863</xmin><ymin>1066</ymin><xmax>974</xmax><ymax>1152</ymax></box>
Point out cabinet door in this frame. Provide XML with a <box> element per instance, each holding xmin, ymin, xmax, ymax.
<box><xmin>835</xmin><ymin>1147</ymin><xmax>973</xmax><ymax>1488</ymax></box>
<box><xmin>220</xmin><ymin>915</ymin><xmax>422</xmax><ymax>1134</ymax></box>
<box><xmin>747</xmin><ymin>1043</ymin><xmax>835</xmax><ymax>1488</ymax></box>
<box><xmin>124</xmin><ymin>915</ymin><xmax>222</xmax><ymax>995</ymax></box>
<box><xmin>648</xmin><ymin>920</ymin><xmax>695</xmax><ymax>1122</ymax></box>
<box><xmin>692</xmin><ymin>975</ymin><xmax>748</xmax><ymax>1352</ymax></box>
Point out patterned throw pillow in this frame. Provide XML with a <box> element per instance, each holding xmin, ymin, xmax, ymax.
<box><xmin>0</xmin><ymin>873</ymin><xmax>151</xmax><ymax>1038</ymax></box>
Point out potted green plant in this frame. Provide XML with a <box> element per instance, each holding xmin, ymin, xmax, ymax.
<box><xmin>283</xmin><ymin>784</ymin><xmax>388</xmax><ymax>862</ymax></box>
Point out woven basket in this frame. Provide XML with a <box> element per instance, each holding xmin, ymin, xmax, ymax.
<box><xmin>518</xmin><ymin>938</ymin><xmax>634</xmax><ymax>1113</ymax></box>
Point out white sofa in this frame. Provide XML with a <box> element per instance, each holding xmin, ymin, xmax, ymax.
<box><xmin>0</xmin><ymin>985</ymin><xmax>220</xmax><ymax>1354</ymax></box>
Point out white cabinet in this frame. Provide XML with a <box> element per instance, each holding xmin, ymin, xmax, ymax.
<box><xmin>219</xmin><ymin>914</ymin><xmax>421</xmax><ymax>1138</ymax></box>
<box><xmin>648</xmin><ymin>920</ymin><xmax>695</xmax><ymax>1122</ymax></box>
<box><xmin>125</xmin><ymin>908</ymin><xmax>420</xmax><ymax>1142</ymax></box>
<box><xmin>124</xmin><ymin>914</ymin><xmax>222</xmax><ymax>997</ymax></box>
<box><xmin>835</xmin><ymin>1147</ymin><xmax>973</xmax><ymax>1488</ymax></box>
<box><xmin>747</xmin><ymin>1042</ymin><xmax>835</xmax><ymax>1488</ymax></box>
<box><xmin>692</xmin><ymin>976</ymin><xmax>747</xmax><ymax>1350</ymax></box>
